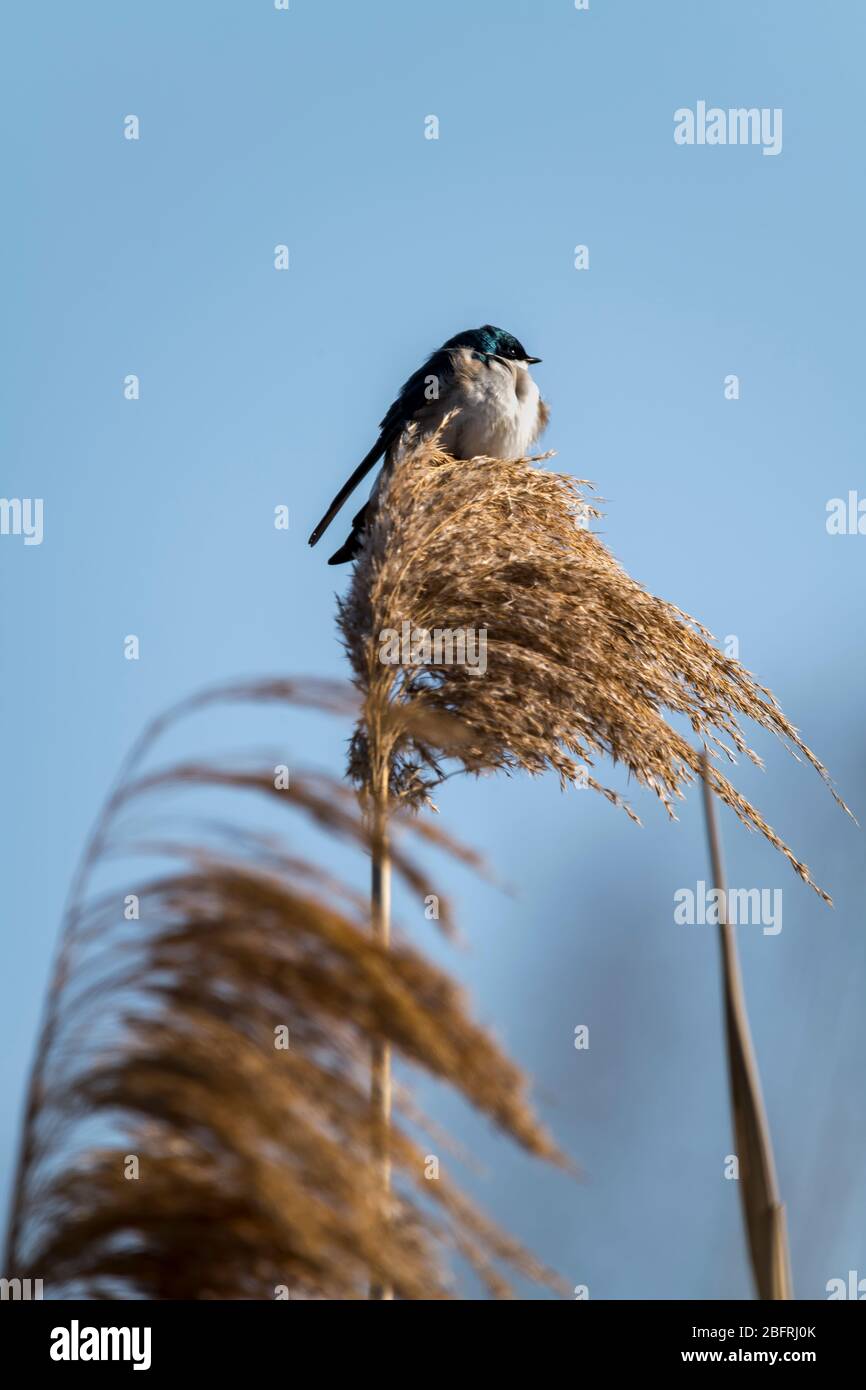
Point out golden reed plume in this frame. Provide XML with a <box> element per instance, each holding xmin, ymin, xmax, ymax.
<box><xmin>337</xmin><ymin>434</ymin><xmax>851</xmax><ymax>1301</ymax></box>
<box><xmin>339</xmin><ymin>434</ymin><xmax>849</xmax><ymax>898</ymax></box>
<box><xmin>2</xmin><ymin>680</ymin><xmax>567</xmax><ymax>1299</ymax></box>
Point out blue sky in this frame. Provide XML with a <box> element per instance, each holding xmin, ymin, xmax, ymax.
<box><xmin>2</xmin><ymin>0</ymin><xmax>864</xmax><ymax>1298</ymax></box>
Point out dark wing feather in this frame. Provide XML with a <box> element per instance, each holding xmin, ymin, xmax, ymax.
<box><xmin>308</xmin><ymin>437</ymin><xmax>387</xmax><ymax>547</ymax></box>
<box><xmin>308</xmin><ymin>348</ymin><xmax>457</xmax><ymax>547</ymax></box>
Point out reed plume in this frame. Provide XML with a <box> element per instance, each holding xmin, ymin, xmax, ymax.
<box><xmin>2</xmin><ymin>679</ymin><xmax>566</xmax><ymax>1299</ymax></box>
<box><xmin>339</xmin><ymin>433</ymin><xmax>848</xmax><ymax>897</ymax></box>
<box><xmin>338</xmin><ymin>433</ymin><xmax>850</xmax><ymax>1302</ymax></box>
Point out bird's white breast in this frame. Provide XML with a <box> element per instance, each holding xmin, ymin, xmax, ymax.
<box><xmin>438</xmin><ymin>352</ymin><xmax>544</xmax><ymax>460</ymax></box>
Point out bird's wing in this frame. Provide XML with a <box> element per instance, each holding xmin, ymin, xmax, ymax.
<box><xmin>375</xmin><ymin>346</ymin><xmax>457</xmax><ymax>440</ymax></box>
<box><xmin>307</xmin><ymin>347</ymin><xmax>458</xmax><ymax>547</ymax></box>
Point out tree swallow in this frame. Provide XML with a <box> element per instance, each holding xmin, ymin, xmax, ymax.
<box><xmin>308</xmin><ymin>324</ymin><xmax>548</xmax><ymax>564</ymax></box>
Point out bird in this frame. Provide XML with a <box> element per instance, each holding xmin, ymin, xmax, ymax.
<box><xmin>308</xmin><ymin>324</ymin><xmax>549</xmax><ymax>564</ymax></box>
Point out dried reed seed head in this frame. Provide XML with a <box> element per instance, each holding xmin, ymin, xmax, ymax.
<box><xmin>6</xmin><ymin>695</ymin><xmax>566</xmax><ymax>1299</ymax></box>
<box><xmin>339</xmin><ymin>438</ymin><xmax>849</xmax><ymax>899</ymax></box>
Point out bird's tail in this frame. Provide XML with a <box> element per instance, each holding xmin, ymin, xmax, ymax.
<box><xmin>308</xmin><ymin>439</ymin><xmax>385</xmax><ymax>547</ymax></box>
<box><xmin>327</xmin><ymin>501</ymin><xmax>370</xmax><ymax>565</ymax></box>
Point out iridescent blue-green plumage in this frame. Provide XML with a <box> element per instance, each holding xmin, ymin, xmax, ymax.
<box><xmin>442</xmin><ymin>325</ymin><xmax>532</xmax><ymax>361</ymax></box>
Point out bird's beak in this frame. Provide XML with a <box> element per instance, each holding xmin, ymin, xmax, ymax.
<box><xmin>525</xmin><ymin>355</ymin><xmax>542</xmax><ymax>364</ymax></box>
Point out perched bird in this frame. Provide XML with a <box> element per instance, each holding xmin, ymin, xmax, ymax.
<box><xmin>308</xmin><ymin>324</ymin><xmax>548</xmax><ymax>564</ymax></box>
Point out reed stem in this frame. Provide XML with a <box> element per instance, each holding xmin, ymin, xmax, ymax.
<box><xmin>700</xmin><ymin>750</ymin><xmax>792</xmax><ymax>1300</ymax></box>
<box><xmin>369</xmin><ymin>753</ymin><xmax>393</xmax><ymax>1300</ymax></box>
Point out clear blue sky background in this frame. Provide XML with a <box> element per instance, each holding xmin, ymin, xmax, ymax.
<box><xmin>2</xmin><ymin>0</ymin><xmax>864</xmax><ymax>1298</ymax></box>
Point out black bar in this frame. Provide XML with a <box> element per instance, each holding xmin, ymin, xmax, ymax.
<box><xmin>0</xmin><ymin>1298</ymin><xmax>860</xmax><ymax>1375</ymax></box>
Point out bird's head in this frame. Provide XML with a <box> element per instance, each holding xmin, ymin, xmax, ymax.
<box><xmin>443</xmin><ymin>324</ymin><xmax>541</xmax><ymax>366</ymax></box>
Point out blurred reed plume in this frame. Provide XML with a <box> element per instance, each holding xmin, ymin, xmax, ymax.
<box><xmin>2</xmin><ymin>679</ymin><xmax>566</xmax><ymax>1299</ymax></box>
<box><xmin>339</xmin><ymin>433</ymin><xmax>848</xmax><ymax>898</ymax></box>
